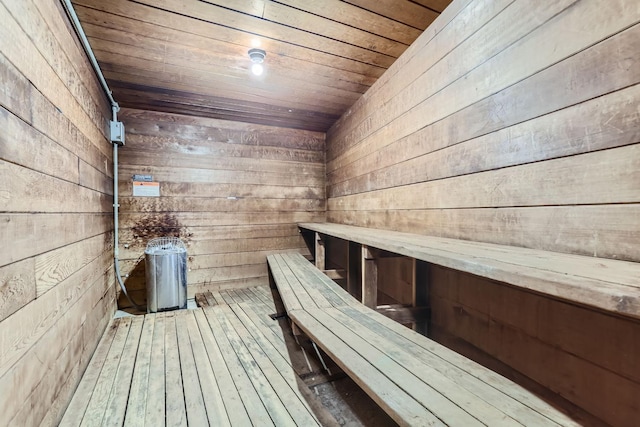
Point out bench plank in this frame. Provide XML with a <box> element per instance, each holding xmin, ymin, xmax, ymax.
<box><xmin>290</xmin><ymin>309</ymin><xmax>445</xmax><ymax>426</ymax></box>
<box><xmin>268</xmin><ymin>249</ymin><xmax>583</xmax><ymax>426</ymax></box>
<box><xmin>331</xmin><ymin>306</ymin><xmax>576</xmax><ymax>426</ymax></box>
<box><xmin>268</xmin><ymin>253</ymin><xmax>359</xmax><ymax>311</ymax></box>
<box><xmin>299</xmin><ymin>222</ymin><xmax>640</xmax><ymax>318</ymax></box>
<box><xmin>306</xmin><ymin>308</ymin><xmax>490</xmax><ymax>426</ymax></box>
<box><xmin>267</xmin><ymin>254</ymin><xmax>308</xmax><ymax>312</ymax></box>
<box><xmin>285</xmin><ymin>252</ymin><xmax>358</xmax><ymax>308</ymax></box>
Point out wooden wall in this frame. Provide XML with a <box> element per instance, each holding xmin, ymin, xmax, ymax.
<box><xmin>325</xmin><ymin>0</ymin><xmax>640</xmax><ymax>425</ymax></box>
<box><xmin>0</xmin><ymin>1</ymin><xmax>115</xmax><ymax>426</ymax></box>
<box><xmin>327</xmin><ymin>0</ymin><xmax>640</xmax><ymax>262</ymax></box>
<box><xmin>117</xmin><ymin>109</ymin><xmax>325</xmax><ymax>304</ymax></box>
<box><xmin>430</xmin><ymin>266</ymin><xmax>640</xmax><ymax>427</ymax></box>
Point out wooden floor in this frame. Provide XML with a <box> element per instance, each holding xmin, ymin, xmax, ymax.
<box><xmin>60</xmin><ymin>286</ymin><xmax>332</xmax><ymax>426</ymax></box>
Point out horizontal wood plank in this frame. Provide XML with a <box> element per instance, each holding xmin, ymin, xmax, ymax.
<box><xmin>300</xmin><ymin>222</ymin><xmax>640</xmax><ymax>319</ymax></box>
<box><xmin>327</xmin><ymin>204</ymin><xmax>640</xmax><ymax>262</ymax></box>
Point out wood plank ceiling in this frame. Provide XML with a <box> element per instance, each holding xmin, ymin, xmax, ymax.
<box><xmin>73</xmin><ymin>0</ymin><xmax>451</xmax><ymax>131</ymax></box>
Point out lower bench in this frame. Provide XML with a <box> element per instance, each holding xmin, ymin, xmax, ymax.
<box><xmin>268</xmin><ymin>252</ymin><xmax>582</xmax><ymax>426</ymax></box>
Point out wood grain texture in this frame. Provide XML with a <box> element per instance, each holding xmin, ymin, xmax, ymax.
<box><xmin>268</xmin><ymin>253</ymin><xmax>583</xmax><ymax>426</ymax></box>
<box><xmin>0</xmin><ymin>259</ymin><xmax>36</xmax><ymax>322</ymax></box>
<box><xmin>0</xmin><ymin>1</ymin><xmax>115</xmax><ymax>426</ymax></box>
<box><xmin>328</xmin><ymin>204</ymin><xmax>640</xmax><ymax>262</ymax></box>
<box><xmin>430</xmin><ymin>266</ymin><xmax>640</xmax><ymax>427</ymax></box>
<box><xmin>72</xmin><ymin>0</ymin><xmax>452</xmax><ymax>130</ymax></box>
<box><xmin>117</xmin><ymin>108</ymin><xmax>325</xmax><ymax>299</ymax></box>
<box><xmin>300</xmin><ymin>222</ymin><xmax>640</xmax><ymax>319</ymax></box>
<box><xmin>326</xmin><ymin>2</ymin><xmax>640</xmax><ymax>264</ymax></box>
<box><xmin>323</xmin><ymin>5</ymin><xmax>639</xmax><ymax>421</ymax></box>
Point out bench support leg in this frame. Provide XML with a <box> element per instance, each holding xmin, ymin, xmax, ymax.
<box><xmin>347</xmin><ymin>241</ymin><xmax>361</xmax><ymax>300</ymax></box>
<box><xmin>413</xmin><ymin>259</ymin><xmax>431</xmax><ymax>336</ymax></box>
<box><xmin>361</xmin><ymin>245</ymin><xmax>378</xmax><ymax>308</ymax></box>
<box><xmin>312</xmin><ymin>341</ymin><xmax>332</xmax><ymax>376</ymax></box>
<box><xmin>291</xmin><ymin>320</ymin><xmax>304</xmax><ymax>337</ymax></box>
<box><xmin>314</xmin><ymin>232</ymin><xmax>326</xmax><ymax>270</ymax></box>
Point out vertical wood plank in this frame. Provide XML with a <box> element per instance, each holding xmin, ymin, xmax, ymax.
<box><xmin>80</xmin><ymin>317</ymin><xmax>132</xmax><ymax>427</ymax></box>
<box><xmin>185</xmin><ymin>311</ymin><xmax>231</xmax><ymax>426</ymax></box>
<box><xmin>347</xmin><ymin>241</ymin><xmax>361</xmax><ymax>300</ymax></box>
<box><xmin>174</xmin><ymin>313</ymin><xmax>209</xmax><ymax>426</ymax></box>
<box><xmin>58</xmin><ymin>320</ymin><xmax>119</xmax><ymax>427</ymax></box>
<box><xmin>123</xmin><ymin>316</ymin><xmax>155</xmax><ymax>427</ymax></box>
<box><xmin>361</xmin><ymin>245</ymin><xmax>378</xmax><ymax>308</ymax></box>
<box><xmin>314</xmin><ymin>232</ymin><xmax>326</xmax><ymax>270</ymax></box>
<box><xmin>163</xmin><ymin>313</ymin><xmax>187</xmax><ymax>427</ymax></box>
<box><xmin>414</xmin><ymin>260</ymin><xmax>431</xmax><ymax>336</ymax></box>
<box><xmin>144</xmin><ymin>313</ymin><xmax>166</xmax><ymax>427</ymax></box>
<box><xmin>193</xmin><ymin>309</ymin><xmax>253</xmax><ymax>426</ymax></box>
<box><xmin>102</xmin><ymin>316</ymin><xmax>145</xmax><ymax>426</ymax></box>
<box><xmin>203</xmin><ymin>308</ymin><xmax>274</xmax><ymax>426</ymax></box>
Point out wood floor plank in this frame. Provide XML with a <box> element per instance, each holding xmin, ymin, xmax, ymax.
<box><xmin>208</xmin><ymin>289</ymin><xmax>224</xmax><ymax>305</ymax></box>
<box><xmin>218</xmin><ymin>289</ymin><xmax>238</xmax><ymax>304</ymax></box>
<box><xmin>252</xmin><ymin>285</ymin><xmax>278</xmax><ymax>310</ymax></box>
<box><xmin>212</xmin><ymin>306</ymin><xmax>297</xmax><ymax>426</ymax></box>
<box><xmin>123</xmin><ymin>315</ymin><xmax>154</xmax><ymax>427</ymax></box>
<box><xmin>203</xmin><ymin>308</ymin><xmax>275</xmax><ymax>426</ymax></box>
<box><xmin>236</xmin><ymin>299</ymin><xmax>331</xmax><ymax>378</ymax></box>
<box><xmin>237</xmin><ymin>301</ymin><xmax>287</xmax><ymax>349</ymax></box>
<box><xmin>232</xmin><ymin>303</ymin><xmax>287</xmax><ymax>359</ymax></box>
<box><xmin>80</xmin><ymin>317</ymin><xmax>133</xmax><ymax>427</ymax></box>
<box><xmin>174</xmin><ymin>313</ymin><xmax>209</xmax><ymax>426</ymax></box>
<box><xmin>226</xmin><ymin>304</ymin><xmax>325</xmax><ymax>425</ymax></box>
<box><xmin>193</xmin><ymin>309</ymin><xmax>252</xmax><ymax>426</ymax></box>
<box><xmin>58</xmin><ymin>320</ymin><xmax>119</xmax><ymax>427</ymax></box>
<box><xmin>163</xmin><ymin>313</ymin><xmax>187</xmax><ymax>427</ymax></box>
<box><xmin>143</xmin><ymin>313</ymin><xmax>165</xmax><ymax>427</ymax></box>
<box><xmin>185</xmin><ymin>311</ymin><xmax>231</xmax><ymax>426</ymax></box>
<box><xmin>103</xmin><ymin>315</ymin><xmax>145</xmax><ymax>426</ymax></box>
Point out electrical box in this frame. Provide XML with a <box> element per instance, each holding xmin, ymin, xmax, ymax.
<box><xmin>110</xmin><ymin>120</ymin><xmax>125</xmax><ymax>145</ymax></box>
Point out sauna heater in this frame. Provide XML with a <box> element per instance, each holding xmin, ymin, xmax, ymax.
<box><xmin>145</xmin><ymin>237</ymin><xmax>187</xmax><ymax>313</ymax></box>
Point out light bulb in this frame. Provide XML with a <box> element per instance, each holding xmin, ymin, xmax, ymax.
<box><xmin>251</xmin><ymin>63</ymin><xmax>264</xmax><ymax>76</ymax></box>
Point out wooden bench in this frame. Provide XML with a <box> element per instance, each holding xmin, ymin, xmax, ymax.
<box><xmin>267</xmin><ymin>252</ymin><xmax>582</xmax><ymax>426</ymax></box>
<box><xmin>299</xmin><ymin>222</ymin><xmax>640</xmax><ymax>320</ymax></box>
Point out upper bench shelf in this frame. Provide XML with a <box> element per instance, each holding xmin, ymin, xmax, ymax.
<box><xmin>298</xmin><ymin>222</ymin><xmax>640</xmax><ymax>320</ymax></box>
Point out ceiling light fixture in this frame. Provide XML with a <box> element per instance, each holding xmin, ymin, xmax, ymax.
<box><xmin>248</xmin><ymin>48</ymin><xmax>266</xmax><ymax>76</ymax></box>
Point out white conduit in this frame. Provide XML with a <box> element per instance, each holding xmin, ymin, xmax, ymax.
<box><xmin>61</xmin><ymin>0</ymin><xmax>144</xmax><ymax>310</ymax></box>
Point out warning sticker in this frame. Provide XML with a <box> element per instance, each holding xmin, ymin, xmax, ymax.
<box><xmin>132</xmin><ymin>181</ymin><xmax>160</xmax><ymax>197</ymax></box>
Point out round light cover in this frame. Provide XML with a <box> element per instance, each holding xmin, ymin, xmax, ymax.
<box><xmin>248</xmin><ymin>48</ymin><xmax>266</xmax><ymax>76</ymax></box>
